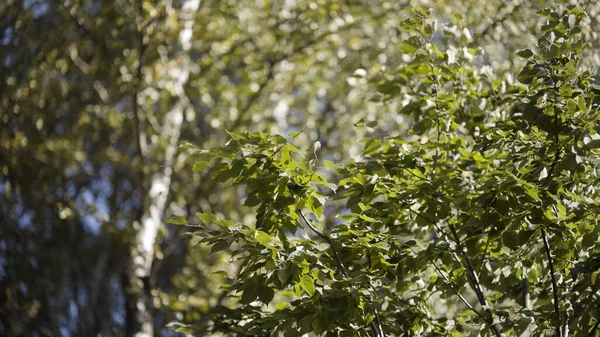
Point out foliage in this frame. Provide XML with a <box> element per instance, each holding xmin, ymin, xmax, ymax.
<box><xmin>176</xmin><ymin>4</ymin><xmax>600</xmax><ymax>336</ymax></box>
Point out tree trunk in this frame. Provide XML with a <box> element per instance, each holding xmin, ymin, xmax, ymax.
<box><xmin>125</xmin><ymin>1</ymin><xmax>201</xmax><ymax>336</ymax></box>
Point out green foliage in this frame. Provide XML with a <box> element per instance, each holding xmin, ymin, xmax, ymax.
<box><xmin>176</xmin><ymin>3</ymin><xmax>600</xmax><ymax>337</ymax></box>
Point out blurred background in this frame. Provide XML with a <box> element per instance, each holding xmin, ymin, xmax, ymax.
<box><xmin>1</xmin><ymin>0</ymin><xmax>598</xmax><ymax>336</ymax></box>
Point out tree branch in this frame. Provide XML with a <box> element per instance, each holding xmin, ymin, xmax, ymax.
<box><xmin>410</xmin><ymin>203</ymin><xmax>502</xmax><ymax>337</ymax></box>
<box><xmin>431</xmin><ymin>260</ymin><xmax>484</xmax><ymax>319</ymax></box>
<box><xmin>542</xmin><ymin>229</ymin><xmax>562</xmax><ymax>337</ymax></box>
<box><xmin>447</xmin><ymin>224</ymin><xmax>503</xmax><ymax>336</ymax></box>
<box><xmin>296</xmin><ymin>210</ymin><xmax>348</xmax><ymax>278</ymax></box>
<box><xmin>296</xmin><ymin>210</ymin><xmax>383</xmax><ymax>337</ymax></box>
<box><xmin>541</xmin><ymin>73</ymin><xmax>563</xmax><ymax>337</ymax></box>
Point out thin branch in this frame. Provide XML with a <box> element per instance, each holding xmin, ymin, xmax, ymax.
<box><xmin>448</xmin><ymin>225</ymin><xmax>485</xmax><ymax>303</ymax></box>
<box><xmin>542</xmin><ymin>229</ymin><xmax>562</xmax><ymax>337</ymax></box>
<box><xmin>405</xmin><ymin>206</ymin><xmax>450</xmax><ymax>238</ymax></box>
<box><xmin>541</xmin><ymin>71</ymin><xmax>563</xmax><ymax>337</ymax></box>
<box><xmin>447</xmin><ymin>225</ymin><xmax>503</xmax><ymax>337</ymax></box>
<box><xmin>477</xmin><ymin>231</ymin><xmax>491</xmax><ymax>278</ymax></box>
<box><xmin>374</xmin><ymin>308</ymin><xmax>384</xmax><ymax>337</ymax></box>
<box><xmin>431</xmin><ymin>260</ymin><xmax>484</xmax><ymax>319</ymax></box>
<box><xmin>296</xmin><ymin>210</ymin><xmax>383</xmax><ymax>337</ymax></box>
<box><xmin>296</xmin><ymin>210</ymin><xmax>348</xmax><ymax>277</ymax></box>
<box><xmin>400</xmin><ymin>201</ymin><xmax>501</xmax><ymax>334</ymax></box>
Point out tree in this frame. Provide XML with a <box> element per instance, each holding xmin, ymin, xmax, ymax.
<box><xmin>174</xmin><ymin>3</ymin><xmax>600</xmax><ymax>336</ymax></box>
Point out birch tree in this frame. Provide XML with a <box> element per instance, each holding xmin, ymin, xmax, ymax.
<box><xmin>125</xmin><ymin>1</ymin><xmax>201</xmax><ymax>336</ymax></box>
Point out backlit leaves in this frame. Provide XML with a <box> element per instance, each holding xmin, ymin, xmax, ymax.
<box><xmin>177</xmin><ymin>3</ymin><xmax>600</xmax><ymax>337</ymax></box>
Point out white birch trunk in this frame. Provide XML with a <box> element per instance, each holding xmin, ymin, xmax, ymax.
<box><xmin>129</xmin><ymin>1</ymin><xmax>200</xmax><ymax>336</ymax></box>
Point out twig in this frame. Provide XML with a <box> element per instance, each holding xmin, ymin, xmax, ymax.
<box><xmin>477</xmin><ymin>231</ymin><xmax>491</xmax><ymax>278</ymax></box>
<box><xmin>541</xmin><ymin>73</ymin><xmax>563</xmax><ymax>337</ymax></box>
<box><xmin>448</xmin><ymin>225</ymin><xmax>485</xmax><ymax>303</ymax></box>
<box><xmin>447</xmin><ymin>224</ymin><xmax>503</xmax><ymax>337</ymax></box>
<box><xmin>431</xmin><ymin>260</ymin><xmax>484</xmax><ymax>319</ymax></box>
<box><xmin>296</xmin><ymin>210</ymin><xmax>383</xmax><ymax>337</ymax></box>
<box><xmin>542</xmin><ymin>229</ymin><xmax>562</xmax><ymax>337</ymax></box>
<box><xmin>398</xmin><ymin>202</ymin><xmax>501</xmax><ymax>335</ymax></box>
<box><xmin>374</xmin><ymin>308</ymin><xmax>384</xmax><ymax>337</ymax></box>
<box><xmin>296</xmin><ymin>210</ymin><xmax>348</xmax><ymax>278</ymax></box>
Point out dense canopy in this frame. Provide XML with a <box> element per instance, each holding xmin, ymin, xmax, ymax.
<box><xmin>1</xmin><ymin>1</ymin><xmax>599</xmax><ymax>337</ymax></box>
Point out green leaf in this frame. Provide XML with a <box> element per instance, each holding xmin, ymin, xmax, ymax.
<box><xmin>275</xmin><ymin>302</ymin><xmax>288</xmax><ymax>311</ymax></box>
<box><xmin>517</xmin><ymin>62</ymin><xmax>545</xmax><ymax>84</ymax></box>
<box><xmin>312</xmin><ymin>316</ymin><xmax>326</xmax><ymax>334</ymax></box>
<box><xmin>407</xmin><ymin>168</ymin><xmax>426</xmax><ymax>179</ymax></box>
<box><xmin>400</xmin><ymin>36</ymin><xmax>423</xmax><ymax>55</ymax></box>
<box><xmin>324</xmin><ymin>160</ymin><xmax>337</xmax><ymax>168</ymax></box>
<box><xmin>289</xmin><ymin>130</ymin><xmax>302</xmax><ymax>138</ymax></box>
<box><xmin>567</xmin><ymin>99</ymin><xmax>577</xmax><ymax>112</ymax></box>
<box><xmin>516</xmin><ymin>49</ymin><xmax>534</xmax><ymax>58</ymax></box>
<box><xmin>211</xmin><ymin>240</ymin><xmax>230</xmax><ymax>253</ymax></box>
<box><xmin>244</xmin><ymin>192</ymin><xmax>262</xmax><ymax>207</ymax></box>
<box><xmin>254</xmin><ymin>230</ymin><xmax>272</xmax><ymax>246</ymax></box>
<box><xmin>366</xmin><ymin>120</ymin><xmax>378</xmax><ymax>128</ymax></box>
<box><xmin>179</xmin><ymin>142</ymin><xmax>198</xmax><ymax>150</ymax></box>
<box><xmin>523</xmin><ymin>184</ymin><xmax>541</xmax><ymax>202</ymax></box>
<box><xmin>216</xmin><ymin>219</ymin><xmax>235</xmax><ymax>227</ymax></box>
<box><xmin>167</xmin><ymin>216</ymin><xmax>188</xmax><ymax>225</ymax></box>
<box><xmin>278</xmin><ymin>265</ymin><xmax>291</xmax><ymax>284</ymax></box>
<box><xmin>400</xmin><ymin>17</ymin><xmax>423</xmax><ymax>30</ymax></box>
<box><xmin>299</xmin><ymin>274</ymin><xmax>315</xmax><ymax>296</ymax></box>
<box><xmin>281</xmin><ymin>144</ymin><xmax>293</xmax><ymax>166</ymax></box>
<box><xmin>192</xmin><ymin>161</ymin><xmax>209</xmax><ymax>172</ymax></box>
<box><xmin>257</xmin><ymin>286</ymin><xmax>275</xmax><ymax>304</ymax></box>
<box><xmin>308</xmin><ymin>195</ymin><xmax>324</xmax><ymax>218</ymax></box>
<box><xmin>363</xmin><ymin>138</ymin><xmax>381</xmax><ymax>156</ymax></box>
<box><xmin>241</xmin><ymin>285</ymin><xmax>257</xmax><ymax>304</ymax></box>
<box><xmin>472</xmin><ymin>152</ymin><xmax>485</xmax><ymax>163</ymax></box>
<box><xmin>196</xmin><ymin>212</ymin><xmax>217</xmax><ymax>224</ymax></box>
<box><xmin>577</xmin><ymin>95</ymin><xmax>588</xmax><ymax>113</ymax></box>
<box><xmin>457</xmin><ymin>309</ymin><xmax>478</xmax><ymax>317</ymax></box>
